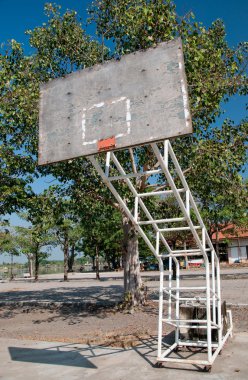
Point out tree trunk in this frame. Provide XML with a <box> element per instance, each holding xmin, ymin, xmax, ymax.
<box><xmin>34</xmin><ymin>244</ymin><xmax>40</xmax><ymax>281</ymax></box>
<box><xmin>63</xmin><ymin>231</ymin><xmax>69</xmax><ymax>281</ymax></box>
<box><xmin>122</xmin><ymin>215</ymin><xmax>144</xmax><ymax>307</ymax></box>
<box><xmin>28</xmin><ymin>255</ymin><xmax>33</xmax><ymax>277</ymax></box>
<box><xmin>171</xmin><ymin>240</ymin><xmax>177</xmax><ymax>280</ymax></box>
<box><xmin>95</xmin><ymin>245</ymin><xmax>100</xmax><ymax>280</ymax></box>
<box><xmin>10</xmin><ymin>252</ymin><xmax>14</xmax><ymax>280</ymax></box>
<box><xmin>68</xmin><ymin>244</ymin><xmax>75</xmax><ymax>272</ymax></box>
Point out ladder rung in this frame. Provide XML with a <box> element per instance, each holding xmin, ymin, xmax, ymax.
<box><xmin>178</xmin><ymin>340</ymin><xmax>219</xmax><ymax>348</ymax></box>
<box><xmin>165</xmin><ymin>322</ymin><xmax>216</xmax><ymax>329</ymax></box>
<box><xmin>161</xmin><ymin>252</ymin><xmax>203</xmax><ymax>258</ymax></box>
<box><xmin>108</xmin><ymin>169</ymin><xmax>162</xmax><ymax>181</ymax></box>
<box><xmin>163</xmin><ymin>286</ymin><xmax>207</xmax><ymax>290</ymax></box>
<box><xmin>163</xmin><ymin>292</ymin><xmax>207</xmax><ymax>303</ymax></box>
<box><xmin>176</xmin><ymin>297</ymin><xmax>207</xmax><ymax>302</ymax></box>
<box><xmin>137</xmin><ymin>188</ymin><xmax>185</xmax><ymax>197</ymax></box>
<box><xmin>138</xmin><ymin>217</ymin><xmax>185</xmax><ymax>225</ymax></box>
<box><xmin>163</xmin><ymin>319</ymin><xmax>208</xmax><ymax>323</ymax></box>
<box><xmin>159</xmin><ymin>226</ymin><xmax>201</xmax><ymax>232</ymax></box>
<box><xmin>170</xmin><ymin>248</ymin><xmax>211</xmax><ymax>254</ymax></box>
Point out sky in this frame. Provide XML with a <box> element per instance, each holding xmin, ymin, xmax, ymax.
<box><xmin>0</xmin><ymin>0</ymin><xmax>247</xmax><ymax>263</ymax></box>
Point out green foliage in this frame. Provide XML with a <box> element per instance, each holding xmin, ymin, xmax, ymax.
<box><xmin>188</xmin><ymin>119</ymin><xmax>248</xmax><ymax>233</ymax></box>
<box><xmin>15</xmin><ymin>193</ymin><xmax>58</xmax><ymax>277</ymax></box>
<box><xmin>0</xmin><ymin>4</ymin><xmax>104</xmax><ymax>216</ymax></box>
<box><xmin>44</xmin><ymin>187</ymin><xmax>84</xmax><ymax>249</ymax></box>
<box><xmin>15</xmin><ymin>225</ymin><xmax>52</xmax><ymax>260</ymax></box>
<box><xmin>89</xmin><ymin>0</ymin><xmax>177</xmax><ymax>53</ymax></box>
<box><xmin>180</xmin><ymin>19</ymin><xmax>247</xmax><ymax>131</ymax></box>
<box><xmin>89</xmin><ymin>1</ymin><xmax>247</xmax><ymax>131</ymax></box>
<box><xmin>0</xmin><ymin>40</ymin><xmax>36</xmax><ymax>214</ymax></box>
<box><xmin>0</xmin><ymin>220</ymin><xmax>19</xmax><ymax>256</ymax></box>
<box><xmin>75</xmin><ymin>195</ymin><xmax>123</xmax><ymax>267</ymax></box>
<box><xmin>27</xmin><ymin>3</ymin><xmax>105</xmax><ymax>79</ymax></box>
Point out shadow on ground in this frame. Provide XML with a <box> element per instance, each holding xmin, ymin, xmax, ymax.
<box><xmin>8</xmin><ymin>334</ymin><xmax>208</xmax><ymax>373</ymax></box>
<box><xmin>0</xmin><ymin>284</ymin><xmax>123</xmax><ymax>305</ymax></box>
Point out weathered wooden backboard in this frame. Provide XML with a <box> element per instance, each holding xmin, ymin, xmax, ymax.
<box><xmin>38</xmin><ymin>38</ymin><xmax>192</xmax><ymax>165</ymax></box>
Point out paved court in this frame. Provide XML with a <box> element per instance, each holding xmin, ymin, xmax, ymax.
<box><xmin>0</xmin><ymin>268</ymin><xmax>248</xmax><ymax>306</ymax></box>
<box><xmin>1</xmin><ymin>333</ymin><xmax>247</xmax><ymax>380</ymax></box>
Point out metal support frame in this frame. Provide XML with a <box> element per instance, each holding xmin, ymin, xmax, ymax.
<box><xmin>88</xmin><ymin>140</ymin><xmax>232</xmax><ymax>370</ymax></box>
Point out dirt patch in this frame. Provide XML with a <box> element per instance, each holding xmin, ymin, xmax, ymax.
<box><xmin>0</xmin><ymin>301</ymin><xmax>158</xmax><ymax>347</ymax></box>
<box><xmin>0</xmin><ymin>302</ymin><xmax>247</xmax><ymax>347</ymax></box>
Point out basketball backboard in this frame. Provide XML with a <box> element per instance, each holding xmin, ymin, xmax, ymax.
<box><xmin>38</xmin><ymin>38</ymin><xmax>192</xmax><ymax>165</ymax></box>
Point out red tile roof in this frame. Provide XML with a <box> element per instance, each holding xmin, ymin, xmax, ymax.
<box><xmin>212</xmin><ymin>225</ymin><xmax>248</xmax><ymax>240</ymax></box>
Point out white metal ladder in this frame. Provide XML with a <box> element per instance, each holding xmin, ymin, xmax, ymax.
<box><xmin>88</xmin><ymin>140</ymin><xmax>232</xmax><ymax>370</ymax></box>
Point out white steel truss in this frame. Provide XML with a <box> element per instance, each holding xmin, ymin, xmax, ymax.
<box><xmin>88</xmin><ymin>140</ymin><xmax>232</xmax><ymax>371</ymax></box>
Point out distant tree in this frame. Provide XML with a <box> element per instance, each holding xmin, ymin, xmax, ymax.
<box><xmin>15</xmin><ymin>224</ymin><xmax>54</xmax><ymax>280</ymax></box>
<box><xmin>79</xmin><ymin>200</ymin><xmax>122</xmax><ymax>279</ymax></box>
<box><xmin>66</xmin><ymin>224</ymin><xmax>85</xmax><ymax>272</ymax></box>
<box><xmin>0</xmin><ymin>220</ymin><xmax>19</xmax><ymax>279</ymax></box>
<box><xmin>186</xmin><ymin>120</ymin><xmax>248</xmax><ymax>254</ymax></box>
<box><xmin>44</xmin><ymin>187</ymin><xmax>84</xmax><ymax>281</ymax></box>
<box><xmin>16</xmin><ymin>192</ymin><xmax>57</xmax><ymax>280</ymax></box>
<box><xmin>54</xmin><ymin>216</ymin><xmax>84</xmax><ymax>280</ymax></box>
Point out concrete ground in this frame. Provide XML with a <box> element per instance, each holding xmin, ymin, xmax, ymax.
<box><xmin>1</xmin><ymin>333</ymin><xmax>247</xmax><ymax>380</ymax></box>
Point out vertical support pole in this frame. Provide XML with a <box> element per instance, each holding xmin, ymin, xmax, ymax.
<box><xmin>134</xmin><ymin>196</ymin><xmax>139</xmax><ymax>222</ymax></box>
<box><xmin>157</xmin><ymin>232</ymin><xmax>163</xmax><ymax>359</ymax></box>
<box><xmin>156</xmin><ymin>231</ymin><xmax>160</xmax><ymax>256</ymax></box>
<box><xmin>202</xmin><ymin>227</ymin><xmax>206</xmax><ymax>251</ymax></box>
<box><xmin>206</xmin><ymin>256</ymin><xmax>212</xmax><ymax>362</ymax></box>
<box><xmin>164</xmin><ymin>140</ymin><xmax>169</xmax><ymax>167</ymax></box>
<box><xmin>186</xmin><ymin>190</ymin><xmax>190</xmax><ymax>216</ymax></box>
<box><xmin>105</xmin><ymin>151</ymin><xmax>111</xmax><ymax>177</ymax></box>
<box><xmin>168</xmin><ymin>256</ymin><xmax>172</xmax><ymax>320</ymax></box>
<box><xmin>158</xmin><ymin>265</ymin><xmax>163</xmax><ymax>359</ymax></box>
<box><xmin>202</xmin><ymin>227</ymin><xmax>212</xmax><ymax>361</ymax></box>
<box><xmin>216</xmin><ymin>257</ymin><xmax>222</xmax><ymax>345</ymax></box>
<box><xmin>211</xmin><ymin>249</ymin><xmax>216</xmax><ymax>325</ymax></box>
<box><xmin>175</xmin><ymin>259</ymin><xmax>180</xmax><ymax>344</ymax></box>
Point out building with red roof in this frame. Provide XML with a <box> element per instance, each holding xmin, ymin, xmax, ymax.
<box><xmin>212</xmin><ymin>225</ymin><xmax>248</xmax><ymax>264</ymax></box>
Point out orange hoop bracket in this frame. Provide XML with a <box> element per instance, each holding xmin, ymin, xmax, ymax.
<box><xmin>97</xmin><ymin>136</ymin><xmax>116</xmax><ymax>151</ymax></box>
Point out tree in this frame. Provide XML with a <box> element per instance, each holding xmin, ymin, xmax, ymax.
<box><xmin>16</xmin><ymin>193</ymin><xmax>56</xmax><ymax>280</ymax></box>
<box><xmin>67</xmin><ymin>224</ymin><xmax>84</xmax><ymax>272</ymax></box>
<box><xmin>15</xmin><ymin>225</ymin><xmax>53</xmax><ymax>280</ymax></box>
<box><xmin>0</xmin><ymin>3</ymin><xmax>104</xmax><ymax>216</ymax></box>
<box><xmin>189</xmin><ymin>120</ymin><xmax>248</xmax><ymax>254</ymax></box>
<box><xmin>87</xmin><ymin>0</ymin><xmax>247</xmax><ymax>303</ymax></box>
<box><xmin>0</xmin><ymin>39</ymin><xmax>37</xmax><ymax>216</ymax></box>
<box><xmin>53</xmin><ymin>216</ymin><xmax>83</xmax><ymax>281</ymax></box>
<box><xmin>44</xmin><ymin>187</ymin><xmax>84</xmax><ymax>281</ymax></box>
<box><xmin>78</xmin><ymin>198</ymin><xmax>122</xmax><ymax>279</ymax></box>
<box><xmin>0</xmin><ymin>220</ymin><xmax>19</xmax><ymax>279</ymax></box>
